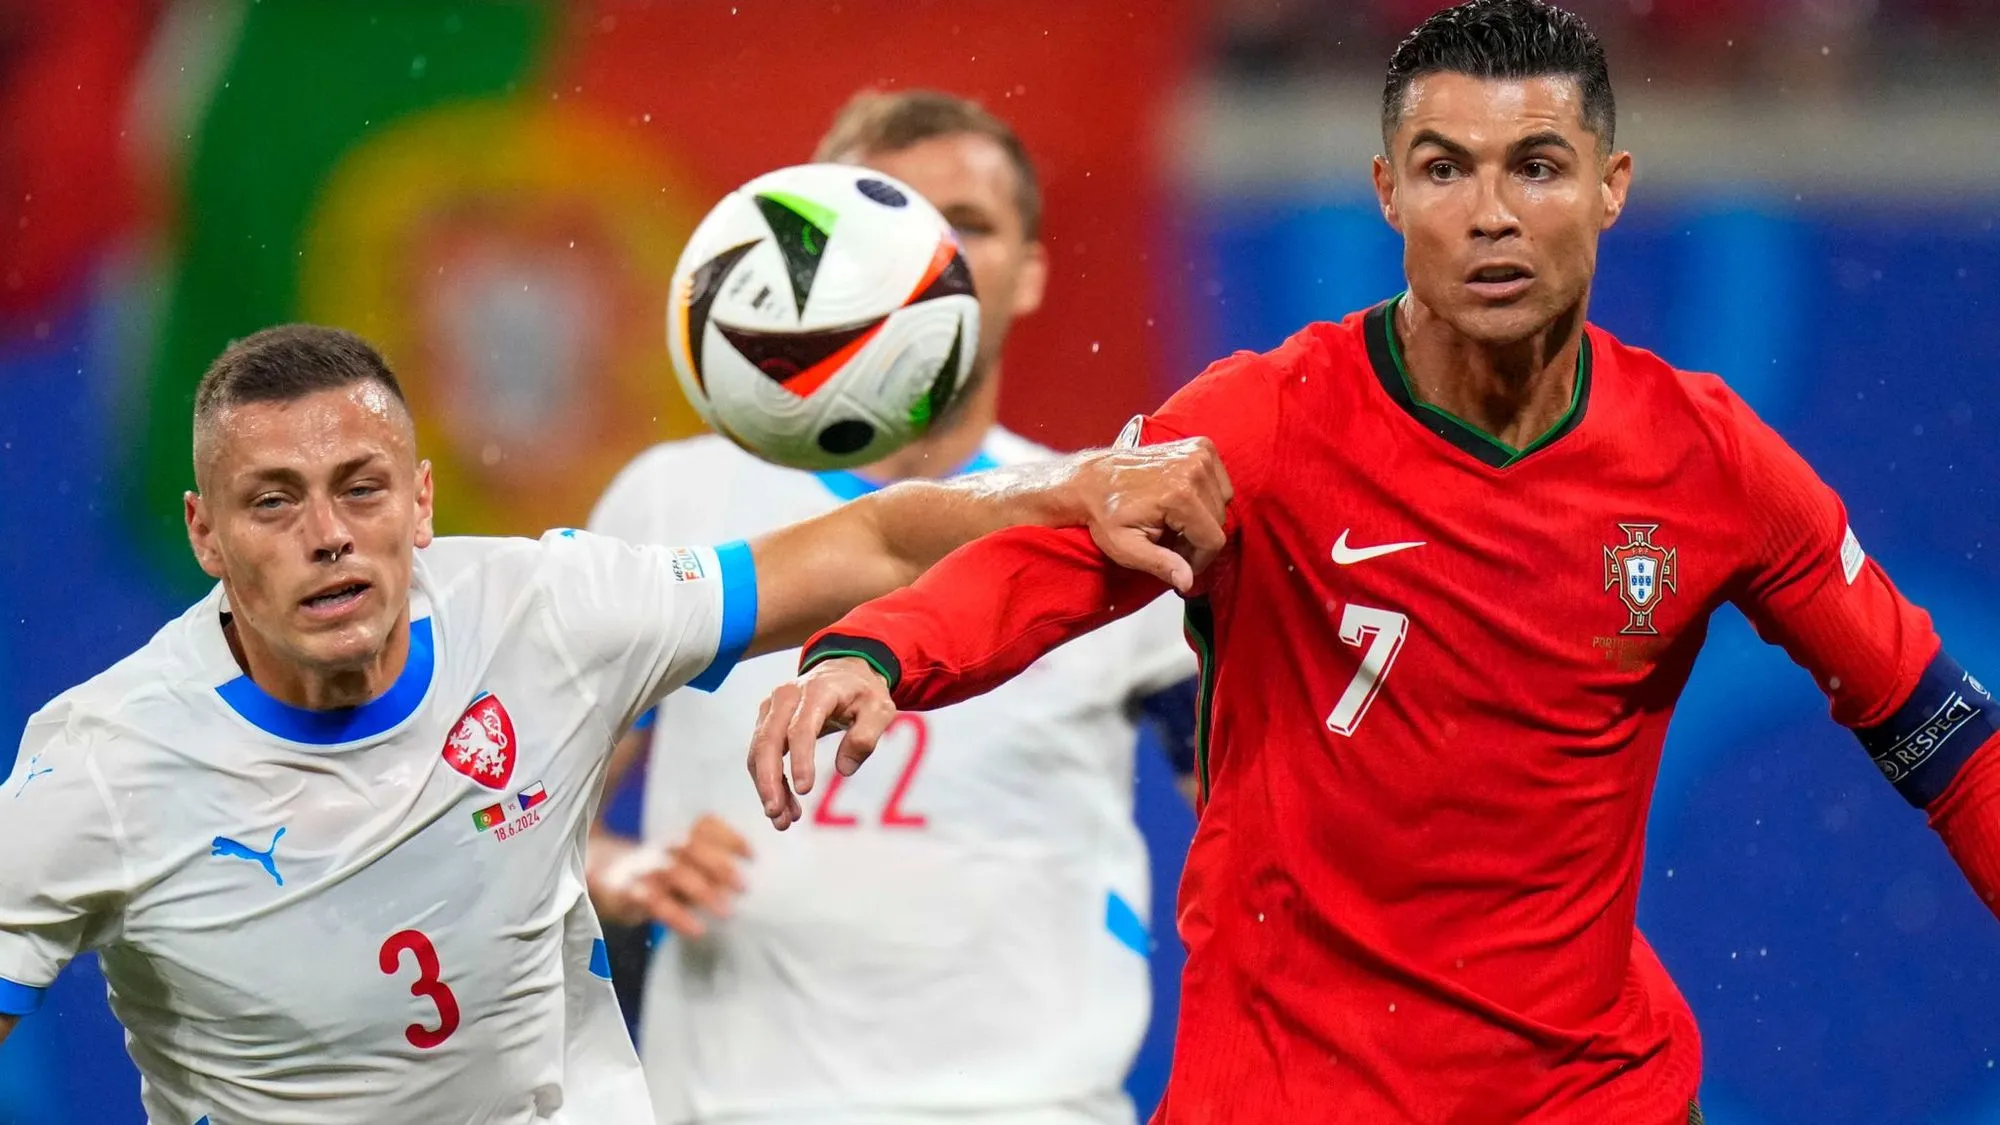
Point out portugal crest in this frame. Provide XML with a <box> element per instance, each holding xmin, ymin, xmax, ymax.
<box><xmin>1603</xmin><ymin>523</ymin><xmax>1678</xmax><ymax>635</ymax></box>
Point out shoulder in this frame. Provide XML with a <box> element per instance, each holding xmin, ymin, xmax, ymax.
<box><xmin>610</xmin><ymin>434</ymin><xmax>748</xmax><ymax>487</ymax></box>
<box><xmin>591</xmin><ymin>434</ymin><xmax>793</xmax><ymax>540</ymax></box>
<box><xmin>1586</xmin><ymin>325</ymin><xmax>1764</xmax><ymax>471</ymax></box>
<box><xmin>1175</xmin><ymin>311</ymin><xmax>1373</xmax><ymax>416</ymax></box>
<box><xmin>26</xmin><ymin>595</ymin><xmax>234</xmax><ymax>751</ymax></box>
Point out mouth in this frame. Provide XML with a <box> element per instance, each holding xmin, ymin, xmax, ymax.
<box><xmin>299</xmin><ymin>581</ymin><xmax>372</xmax><ymax>619</ymax></box>
<box><xmin>1465</xmin><ymin>263</ymin><xmax>1534</xmax><ymax>301</ymax></box>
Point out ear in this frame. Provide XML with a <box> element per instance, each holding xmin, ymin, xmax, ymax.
<box><xmin>413</xmin><ymin>460</ymin><xmax>436</xmax><ymax>549</ymax></box>
<box><xmin>185</xmin><ymin>490</ymin><xmax>226</xmax><ymax>579</ymax></box>
<box><xmin>1372</xmin><ymin>154</ymin><xmax>1401</xmax><ymax>233</ymax></box>
<box><xmin>1012</xmin><ymin>240</ymin><xmax>1048</xmax><ymax>320</ymax></box>
<box><xmin>1600</xmin><ymin>149</ymin><xmax>1634</xmax><ymax>231</ymax></box>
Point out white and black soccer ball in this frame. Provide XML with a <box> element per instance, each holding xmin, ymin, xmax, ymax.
<box><xmin>666</xmin><ymin>163</ymin><xmax>980</xmax><ymax>470</ymax></box>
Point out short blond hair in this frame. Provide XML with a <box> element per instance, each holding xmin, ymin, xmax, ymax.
<box><xmin>814</xmin><ymin>89</ymin><xmax>1042</xmax><ymax>238</ymax></box>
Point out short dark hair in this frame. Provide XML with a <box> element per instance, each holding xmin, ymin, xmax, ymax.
<box><xmin>1381</xmin><ymin>0</ymin><xmax>1614</xmax><ymax>153</ymax></box>
<box><xmin>814</xmin><ymin>89</ymin><xmax>1043</xmax><ymax>239</ymax></box>
<box><xmin>193</xmin><ymin>323</ymin><xmax>407</xmax><ymax>428</ymax></box>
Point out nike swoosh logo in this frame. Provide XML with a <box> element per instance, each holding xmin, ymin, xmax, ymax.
<box><xmin>1331</xmin><ymin>530</ymin><xmax>1426</xmax><ymax>565</ymax></box>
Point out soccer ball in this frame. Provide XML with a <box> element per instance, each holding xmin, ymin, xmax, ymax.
<box><xmin>666</xmin><ymin>163</ymin><xmax>980</xmax><ymax>470</ymax></box>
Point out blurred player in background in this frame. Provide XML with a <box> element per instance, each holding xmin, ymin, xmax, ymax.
<box><xmin>586</xmin><ymin>90</ymin><xmax>1199</xmax><ymax>1125</ymax></box>
<box><xmin>0</xmin><ymin>324</ymin><xmax>1226</xmax><ymax>1125</ymax></box>
<box><xmin>752</xmin><ymin>3</ymin><xmax>2000</xmax><ymax>1123</ymax></box>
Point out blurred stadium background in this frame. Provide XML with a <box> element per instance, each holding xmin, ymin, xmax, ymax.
<box><xmin>2</xmin><ymin>1</ymin><xmax>1998</xmax><ymax>1122</ymax></box>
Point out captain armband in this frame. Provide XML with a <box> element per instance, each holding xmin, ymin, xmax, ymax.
<box><xmin>1858</xmin><ymin>649</ymin><xmax>2000</xmax><ymax>807</ymax></box>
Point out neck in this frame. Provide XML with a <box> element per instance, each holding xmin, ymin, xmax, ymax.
<box><xmin>859</xmin><ymin>363</ymin><xmax>1002</xmax><ymax>483</ymax></box>
<box><xmin>224</xmin><ymin>609</ymin><xmax>412</xmax><ymax>711</ymax></box>
<box><xmin>1396</xmin><ymin>294</ymin><xmax>1584</xmax><ymax>450</ymax></box>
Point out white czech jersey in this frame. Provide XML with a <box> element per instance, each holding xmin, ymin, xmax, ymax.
<box><xmin>0</xmin><ymin>530</ymin><xmax>758</xmax><ymax>1125</ymax></box>
<box><xmin>590</xmin><ymin>430</ymin><xmax>1196</xmax><ymax>1125</ymax></box>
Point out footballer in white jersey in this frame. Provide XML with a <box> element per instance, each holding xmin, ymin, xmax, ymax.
<box><xmin>589</xmin><ymin>430</ymin><xmax>1196</xmax><ymax>1125</ymax></box>
<box><xmin>0</xmin><ymin>531</ymin><xmax>749</xmax><ymax>1125</ymax></box>
<box><xmin>0</xmin><ymin>323</ymin><xmax>1229</xmax><ymax>1125</ymax></box>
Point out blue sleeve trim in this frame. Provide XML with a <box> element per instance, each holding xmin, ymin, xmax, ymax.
<box><xmin>1104</xmin><ymin>891</ymin><xmax>1150</xmax><ymax>957</ymax></box>
<box><xmin>1135</xmin><ymin>677</ymin><xmax>1200</xmax><ymax>776</ymax></box>
<box><xmin>587</xmin><ymin>937</ymin><xmax>613</xmax><ymax>981</ymax></box>
<box><xmin>0</xmin><ymin>975</ymin><xmax>47</xmax><ymax>1015</ymax></box>
<box><xmin>689</xmin><ymin>540</ymin><xmax>759</xmax><ymax>693</ymax></box>
<box><xmin>1860</xmin><ymin>649</ymin><xmax>2000</xmax><ymax>808</ymax></box>
<box><xmin>631</xmin><ymin>707</ymin><xmax>657</xmax><ymax>732</ymax></box>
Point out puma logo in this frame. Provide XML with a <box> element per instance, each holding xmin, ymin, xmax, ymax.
<box><xmin>211</xmin><ymin>827</ymin><xmax>287</xmax><ymax>887</ymax></box>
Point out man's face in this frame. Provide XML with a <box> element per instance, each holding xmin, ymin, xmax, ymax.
<box><xmin>857</xmin><ymin>133</ymin><xmax>1047</xmax><ymax>378</ymax></box>
<box><xmin>185</xmin><ymin>383</ymin><xmax>435</xmax><ymax>676</ymax></box>
<box><xmin>1373</xmin><ymin>72</ymin><xmax>1631</xmax><ymax>345</ymax></box>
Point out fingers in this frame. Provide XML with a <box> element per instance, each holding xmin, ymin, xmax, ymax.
<box><xmin>748</xmin><ymin>684</ymin><xmax>800</xmax><ymax>826</ymax></box>
<box><xmin>1097</xmin><ymin>526</ymin><xmax>1195</xmax><ymax>593</ymax></box>
<box><xmin>752</xmin><ymin>661</ymin><xmax>895</xmax><ymax>830</ymax></box>
<box><xmin>1163</xmin><ymin>490</ymin><xmax>1228</xmax><ymax>558</ymax></box>
<box><xmin>642</xmin><ymin>885</ymin><xmax>708</xmax><ymax>939</ymax></box>
<box><xmin>1080</xmin><ymin>438</ymin><xmax>1232</xmax><ymax>592</ymax></box>
<box><xmin>691</xmin><ymin>814</ymin><xmax>753</xmax><ymax>864</ymax></box>
<box><xmin>639</xmin><ymin>816</ymin><xmax>756</xmax><ymax>938</ymax></box>
<box><xmin>784</xmin><ymin>684</ymin><xmax>840</xmax><ymax>800</ymax></box>
<box><xmin>834</xmin><ymin>692</ymin><xmax>899</xmax><ymax>778</ymax></box>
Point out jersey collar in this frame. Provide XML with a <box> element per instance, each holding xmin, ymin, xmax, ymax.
<box><xmin>215</xmin><ymin>617</ymin><xmax>437</xmax><ymax>745</ymax></box>
<box><xmin>1363</xmin><ymin>294</ymin><xmax>1591</xmax><ymax>469</ymax></box>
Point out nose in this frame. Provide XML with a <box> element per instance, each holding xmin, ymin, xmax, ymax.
<box><xmin>1469</xmin><ymin>169</ymin><xmax>1521</xmax><ymax>243</ymax></box>
<box><xmin>302</xmin><ymin>494</ymin><xmax>355</xmax><ymax>565</ymax></box>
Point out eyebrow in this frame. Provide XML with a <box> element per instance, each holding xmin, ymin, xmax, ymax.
<box><xmin>239</xmin><ymin>454</ymin><xmax>384</xmax><ymax>491</ymax></box>
<box><xmin>938</xmin><ymin>202</ymin><xmax>995</xmax><ymax>226</ymax></box>
<box><xmin>1407</xmin><ymin>129</ymin><xmax>1580</xmax><ymax>161</ymax></box>
<box><xmin>1407</xmin><ymin>129</ymin><xmax>1473</xmax><ymax>160</ymax></box>
<box><xmin>1511</xmin><ymin>131</ymin><xmax>1578</xmax><ymax>158</ymax></box>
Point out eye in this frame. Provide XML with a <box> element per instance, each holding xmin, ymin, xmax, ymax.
<box><xmin>251</xmin><ymin>494</ymin><xmax>288</xmax><ymax>511</ymax></box>
<box><xmin>1425</xmin><ymin>160</ymin><xmax>1462</xmax><ymax>183</ymax></box>
<box><xmin>346</xmin><ymin>484</ymin><xmax>381</xmax><ymax>500</ymax></box>
<box><xmin>1521</xmin><ymin>159</ymin><xmax>1558</xmax><ymax>181</ymax></box>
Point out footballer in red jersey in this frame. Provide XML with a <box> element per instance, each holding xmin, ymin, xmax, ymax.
<box><xmin>746</xmin><ymin>2</ymin><xmax>2000</xmax><ymax>1123</ymax></box>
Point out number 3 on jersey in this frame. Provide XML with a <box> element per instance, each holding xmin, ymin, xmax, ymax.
<box><xmin>814</xmin><ymin>713</ymin><xmax>929</xmax><ymax>828</ymax></box>
<box><xmin>1325</xmin><ymin>603</ymin><xmax>1409</xmax><ymax>736</ymax></box>
<box><xmin>379</xmin><ymin>929</ymin><xmax>461</xmax><ymax>1048</ymax></box>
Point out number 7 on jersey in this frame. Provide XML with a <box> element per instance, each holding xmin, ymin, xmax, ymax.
<box><xmin>1325</xmin><ymin>603</ymin><xmax>1410</xmax><ymax>736</ymax></box>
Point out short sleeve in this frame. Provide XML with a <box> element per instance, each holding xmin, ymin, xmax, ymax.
<box><xmin>537</xmin><ymin>529</ymin><xmax>759</xmax><ymax>732</ymax></box>
<box><xmin>1722</xmin><ymin>387</ymin><xmax>1937</xmax><ymax>728</ymax></box>
<box><xmin>0</xmin><ymin>715</ymin><xmax>130</xmax><ymax>1012</ymax></box>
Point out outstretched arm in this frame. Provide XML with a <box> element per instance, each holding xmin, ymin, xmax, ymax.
<box><xmin>746</xmin><ymin>347</ymin><xmax>1289</xmax><ymax>828</ymax></box>
<box><xmin>1720</xmin><ymin>382</ymin><xmax>2000</xmax><ymax>918</ymax></box>
<box><xmin>740</xmin><ymin>438</ymin><xmax>1228</xmax><ymax>659</ymax></box>
<box><xmin>750</xmin><ymin>524</ymin><xmax>1169</xmax><ymax>827</ymax></box>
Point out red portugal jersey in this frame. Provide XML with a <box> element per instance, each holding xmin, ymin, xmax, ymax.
<box><xmin>804</xmin><ymin>299</ymin><xmax>1953</xmax><ymax>1123</ymax></box>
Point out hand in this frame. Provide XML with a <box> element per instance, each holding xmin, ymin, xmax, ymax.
<box><xmin>591</xmin><ymin>816</ymin><xmax>750</xmax><ymax>936</ymax></box>
<box><xmin>1069</xmin><ymin>437</ymin><xmax>1231</xmax><ymax>593</ymax></box>
<box><xmin>749</xmin><ymin>656</ymin><xmax>898</xmax><ymax>830</ymax></box>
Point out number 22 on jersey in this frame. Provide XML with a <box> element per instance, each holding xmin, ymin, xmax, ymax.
<box><xmin>813</xmin><ymin>713</ymin><xmax>930</xmax><ymax>828</ymax></box>
<box><xmin>1326</xmin><ymin>603</ymin><xmax>1409</xmax><ymax>736</ymax></box>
